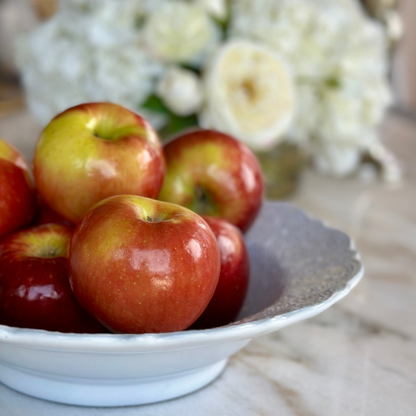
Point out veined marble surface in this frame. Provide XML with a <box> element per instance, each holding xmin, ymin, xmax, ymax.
<box><xmin>0</xmin><ymin>111</ymin><xmax>415</xmax><ymax>416</ymax></box>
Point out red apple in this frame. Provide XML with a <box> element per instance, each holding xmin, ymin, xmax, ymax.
<box><xmin>33</xmin><ymin>102</ymin><xmax>166</xmax><ymax>224</ymax></box>
<box><xmin>68</xmin><ymin>195</ymin><xmax>221</xmax><ymax>334</ymax></box>
<box><xmin>192</xmin><ymin>216</ymin><xmax>249</xmax><ymax>329</ymax></box>
<box><xmin>158</xmin><ymin>129</ymin><xmax>264</xmax><ymax>232</ymax></box>
<box><xmin>0</xmin><ymin>224</ymin><xmax>106</xmax><ymax>333</ymax></box>
<box><xmin>34</xmin><ymin>195</ymin><xmax>74</xmax><ymax>227</ymax></box>
<box><xmin>0</xmin><ymin>138</ymin><xmax>36</xmax><ymax>239</ymax></box>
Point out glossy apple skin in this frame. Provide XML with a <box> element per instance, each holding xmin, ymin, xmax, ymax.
<box><xmin>158</xmin><ymin>129</ymin><xmax>264</xmax><ymax>232</ymax></box>
<box><xmin>0</xmin><ymin>139</ymin><xmax>36</xmax><ymax>239</ymax></box>
<box><xmin>69</xmin><ymin>195</ymin><xmax>221</xmax><ymax>334</ymax></box>
<box><xmin>192</xmin><ymin>216</ymin><xmax>249</xmax><ymax>329</ymax></box>
<box><xmin>0</xmin><ymin>224</ymin><xmax>106</xmax><ymax>333</ymax></box>
<box><xmin>34</xmin><ymin>102</ymin><xmax>166</xmax><ymax>224</ymax></box>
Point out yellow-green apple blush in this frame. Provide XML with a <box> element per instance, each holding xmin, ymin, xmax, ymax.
<box><xmin>33</xmin><ymin>103</ymin><xmax>166</xmax><ymax>224</ymax></box>
<box><xmin>158</xmin><ymin>130</ymin><xmax>264</xmax><ymax>232</ymax></box>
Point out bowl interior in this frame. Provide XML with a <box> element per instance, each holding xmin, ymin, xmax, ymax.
<box><xmin>0</xmin><ymin>201</ymin><xmax>361</xmax><ymax>349</ymax></box>
<box><xmin>236</xmin><ymin>201</ymin><xmax>360</xmax><ymax>323</ymax></box>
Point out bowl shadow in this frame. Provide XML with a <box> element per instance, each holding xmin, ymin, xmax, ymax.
<box><xmin>237</xmin><ymin>240</ymin><xmax>286</xmax><ymax>320</ymax></box>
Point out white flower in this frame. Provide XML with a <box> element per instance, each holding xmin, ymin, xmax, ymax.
<box><xmin>62</xmin><ymin>0</ymin><xmax>146</xmax><ymax>28</ymax></box>
<box><xmin>88</xmin><ymin>41</ymin><xmax>164</xmax><ymax>105</ymax></box>
<box><xmin>230</xmin><ymin>0</ymin><xmax>391</xmax><ymax>175</ymax></box>
<box><xmin>144</xmin><ymin>0</ymin><xmax>219</xmax><ymax>65</ymax></box>
<box><xmin>230</xmin><ymin>0</ymin><xmax>348</xmax><ymax>80</ymax></box>
<box><xmin>199</xmin><ymin>40</ymin><xmax>295</xmax><ymax>150</ymax></box>
<box><xmin>156</xmin><ymin>67</ymin><xmax>204</xmax><ymax>116</ymax></box>
<box><xmin>16</xmin><ymin>3</ymin><xmax>165</xmax><ymax>126</ymax></box>
<box><xmin>194</xmin><ymin>0</ymin><xmax>228</xmax><ymax>22</ymax></box>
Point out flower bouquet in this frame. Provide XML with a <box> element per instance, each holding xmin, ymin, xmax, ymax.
<box><xmin>17</xmin><ymin>0</ymin><xmax>397</xmax><ymax>196</ymax></box>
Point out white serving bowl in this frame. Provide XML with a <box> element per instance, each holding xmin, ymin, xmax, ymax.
<box><xmin>0</xmin><ymin>201</ymin><xmax>363</xmax><ymax>407</ymax></box>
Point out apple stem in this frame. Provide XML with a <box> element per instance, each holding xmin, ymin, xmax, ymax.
<box><xmin>193</xmin><ymin>185</ymin><xmax>215</xmax><ymax>216</ymax></box>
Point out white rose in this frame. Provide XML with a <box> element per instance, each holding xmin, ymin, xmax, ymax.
<box><xmin>157</xmin><ymin>67</ymin><xmax>204</xmax><ymax>116</ymax></box>
<box><xmin>199</xmin><ymin>40</ymin><xmax>295</xmax><ymax>150</ymax></box>
<box><xmin>144</xmin><ymin>1</ymin><xmax>218</xmax><ymax>64</ymax></box>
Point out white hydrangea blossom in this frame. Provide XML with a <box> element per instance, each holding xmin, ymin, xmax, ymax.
<box><xmin>17</xmin><ymin>0</ymin><xmax>392</xmax><ymax>178</ymax></box>
<box><xmin>229</xmin><ymin>0</ymin><xmax>392</xmax><ymax>176</ymax></box>
<box><xmin>17</xmin><ymin>0</ymin><xmax>165</xmax><ymax>126</ymax></box>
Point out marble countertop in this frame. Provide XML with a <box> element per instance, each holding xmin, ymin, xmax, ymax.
<box><xmin>0</xmin><ymin>110</ymin><xmax>415</xmax><ymax>416</ymax></box>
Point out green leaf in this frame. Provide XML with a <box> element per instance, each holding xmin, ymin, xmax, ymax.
<box><xmin>325</xmin><ymin>77</ymin><xmax>341</xmax><ymax>89</ymax></box>
<box><xmin>141</xmin><ymin>94</ymin><xmax>171</xmax><ymax>115</ymax></box>
<box><xmin>141</xmin><ymin>94</ymin><xmax>199</xmax><ymax>142</ymax></box>
<box><xmin>159</xmin><ymin>114</ymin><xmax>199</xmax><ymax>142</ymax></box>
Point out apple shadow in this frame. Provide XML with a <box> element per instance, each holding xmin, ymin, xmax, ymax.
<box><xmin>236</xmin><ymin>241</ymin><xmax>286</xmax><ymax>320</ymax></box>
